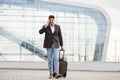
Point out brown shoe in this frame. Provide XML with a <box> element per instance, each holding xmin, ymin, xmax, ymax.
<box><xmin>49</xmin><ymin>74</ymin><xmax>53</xmax><ymax>79</ymax></box>
<box><xmin>55</xmin><ymin>73</ymin><xmax>62</xmax><ymax>79</ymax></box>
<box><xmin>53</xmin><ymin>73</ymin><xmax>56</xmax><ymax>77</ymax></box>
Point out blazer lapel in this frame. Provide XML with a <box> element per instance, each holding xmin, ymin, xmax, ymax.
<box><xmin>53</xmin><ymin>25</ymin><xmax>57</xmax><ymax>34</ymax></box>
<box><xmin>48</xmin><ymin>25</ymin><xmax>52</xmax><ymax>34</ymax></box>
<box><xmin>48</xmin><ymin>24</ymin><xmax>57</xmax><ymax>34</ymax></box>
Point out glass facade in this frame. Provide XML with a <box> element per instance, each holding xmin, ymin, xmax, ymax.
<box><xmin>0</xmin><ymin>0</ymin><xmax>108</xmax><ymax>61</ymax></box>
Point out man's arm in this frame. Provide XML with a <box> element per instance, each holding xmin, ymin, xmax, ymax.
<box><xmin>39</xmin><ymin>25</ymin><xmax>46</xmax><ymax>34</ymax></box>
<box><xmin>58</xmin><ymin>26</ymin><xmax>63</xmax><ymax>47</ymax></box>
<box><xmin>39</xmin><ymin>21</ymin><xmax>49</xmax><ymax>34</ymax></box>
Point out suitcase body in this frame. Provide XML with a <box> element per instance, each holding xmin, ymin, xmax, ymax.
<box><xmin>59</xmin><ymin>51</ymin><xmax>68</xmax><ymax>77</ymax></box>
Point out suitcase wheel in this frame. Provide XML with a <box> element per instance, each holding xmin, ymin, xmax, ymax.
<box><xmin>63</xmin><ymin>73</ymin><xmax>67</xmax><ymax>77</ymax></box>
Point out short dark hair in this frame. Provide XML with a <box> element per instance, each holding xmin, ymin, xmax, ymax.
<box><xmin>48</xmin><ymin>15</ymin><xmax>55</xmax><ymax>19</ymax></box>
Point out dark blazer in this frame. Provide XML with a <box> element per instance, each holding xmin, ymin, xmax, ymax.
<box><xmin>39</xmin><ymin>24</ymin><xmax>63</xmax><ymax>48</ymax></box>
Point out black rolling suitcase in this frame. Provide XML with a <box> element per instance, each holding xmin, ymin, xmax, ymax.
<box><xmin>59</xmin><ymin>50</ymin><xmax>68</xmax><ymax>78</ymax></box>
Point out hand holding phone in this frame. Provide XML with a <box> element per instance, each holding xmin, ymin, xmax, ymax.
<box><xmin>45</xmin><ymin>20</ymin><xmax>49</xmax><ymax>28</ymax></box>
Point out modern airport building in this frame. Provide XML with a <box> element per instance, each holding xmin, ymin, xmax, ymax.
<box><xmin>0</xmin><ymin>0</ymin><xmax>110</xmax><ymax>61</ymax></box>
<box><xmin>0</xmin><ymin>0</ymin><xmax>120</xmax><ymax>80</ymax></box>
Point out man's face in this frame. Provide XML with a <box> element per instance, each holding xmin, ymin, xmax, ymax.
<box><xmin>49</xmin><ymin>18</ymin><xmax>55</xmax><ymax>25</ymax></box>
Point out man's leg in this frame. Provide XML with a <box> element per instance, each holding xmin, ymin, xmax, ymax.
<box><xmin>53</xmin><ymin>47</ymin><xmax>59</xmax><ymax>73</ymax></box>
<box><xmin>47</xmin><ymin>47</ymin><xmax>53</xmax><ymax>78</ymax></box>
<box><xmin>53</xmin><ymin>45</ymin><xmax>62</xmax><ymax>78</ymax></box>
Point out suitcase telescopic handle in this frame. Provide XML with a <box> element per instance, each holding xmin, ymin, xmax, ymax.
<box><xmin>59</xmin><ymin>50</ymin><xmax>65</xmax><ymax>59</ymax></box>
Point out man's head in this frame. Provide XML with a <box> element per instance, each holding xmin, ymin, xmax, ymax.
<box><xmin>48</xmin><ymin>15</ymin><xmax>55</xmax><ymax>26</ymax></box>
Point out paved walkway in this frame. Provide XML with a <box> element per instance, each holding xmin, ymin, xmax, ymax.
<box><xmin>0</xmin><ymin>69</ymin><xmax>120</xmax><ymax>80</ymax></box>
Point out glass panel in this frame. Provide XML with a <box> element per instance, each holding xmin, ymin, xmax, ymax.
<box><xmin>0</xmin><ymin>1</ymin><xmax>109</xmax><ymax>62</ymax></box>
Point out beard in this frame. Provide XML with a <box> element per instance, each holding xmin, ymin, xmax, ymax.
<box><xmin>49</xmin><ymin>23</ymin><xmax>54</xmax><ymax>26</ymax></box>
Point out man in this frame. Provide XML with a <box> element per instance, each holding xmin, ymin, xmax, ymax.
<box><xmin>39</xmin><ymin>15</ymin><xmax>64</xmax><ymax>79</ymax></box>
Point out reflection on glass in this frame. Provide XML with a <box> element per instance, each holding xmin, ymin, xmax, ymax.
<box><xmin>0</xmin><ymin>2</ymin><xmax>108</xmax><ymax>62</ymax></box>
